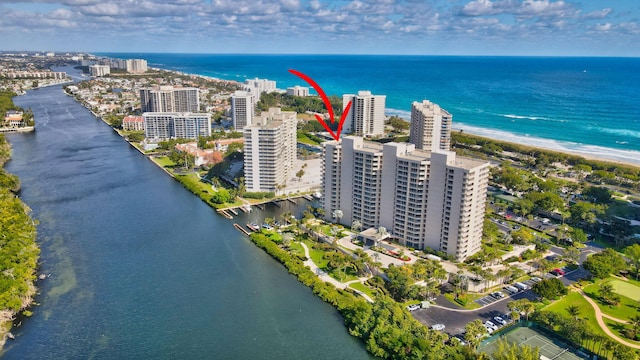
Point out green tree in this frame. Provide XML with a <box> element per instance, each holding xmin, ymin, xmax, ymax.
<box><xmin>532</xmin><ymin>278</ymin><xmax>567</xmax><ymax>300</ymax></box>
<box><xmin>625</xmin><ymin>244</ymin><xmax>640</xmax><ymax>280</ymax></box>
<box><xmin>566</xmin><ymin>304</ymin><xmax>581</xmax><ymax>320</ymax></box>
<box><xmin>464</xmin><ymin>319</ymin><xmax>487</xmax><ymax>350</ymax></box>
<box><xmin>508</xmin><ymin>298</ymin><xmax>535</xmax><ymax>320</ymax></box>
<box><xmin>583</xmin><ymin>248</ymin><xmax>628</xmax><ymax>279</ymax></box>
<box><xmin>210</xmin><ymin>188</ymin><xmax>232</xmax><ymax>204</ymax></box>
<box><xmin>387</xmin><ymin>116</ymin><xmax>409</xmax><ymax>132</ymax></box>
<box><xmin>511</xmin><ymin>228</ymin><xmax>534</xmax><ymax>245</ymax></box>
<box><xmin>491</xmin><ymin>338</ymin><xmax>540</xmax><ymax>360</ymax></box>
<box><xmin>583</xmin><ymin>186</ymin><xmax>612</xmax><ymax>204</ymax></box>
<box><xmin>563</xmin><ymin>246</ymin><xmax>580</xmax><ymax>264</ymax></box>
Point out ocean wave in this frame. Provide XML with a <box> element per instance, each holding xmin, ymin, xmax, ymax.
<box><xmin>453</xmin><ymin>123</ymin><xmax>640</xmax><ymax>166</ymax></box>
<box><xmin>386</xmin><ymin>108</ymin><xmax>411</xmax><ymax>119</ymax></box>
<box><xmin>501</xmin><ymin>114</ymin><xmax>569</xmax><ymax>123</ymax></box>
<box><xmin>592</xmin><ymin>127</ymin><xmax>640</xmax><ymax>139</ymax></box>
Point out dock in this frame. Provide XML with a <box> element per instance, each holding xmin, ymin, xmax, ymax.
<box><xmin>229</xmin><ymin>208</ymin><xmax>239</xmax><ymax>216</ymax></box>
<box><xmin>271</xmin><ymin>200</ymin><xmax>281</xmax><ymax>208</ymax></box>
<box><xmin>256</xmin><ymin>203</ymin><xmax>265</xmax><ymax>210</ymax></box>
<box><xmin>302</xmin><ymin>194</ymin><xmax>313</xmax><ymax>201</ymax></box>
<box><xmin>240</xmin><ymin>204</ymin><xmax>251</xmax><ymax>213</ymax></box>
<box><xmin>217</xmin><ymin>209</ymin><xmax>234</xmax><ymax>219</ymax></box>
<box><xmin>287</xmin><ymin>198</ymin><xmax>296</xmax><ymax>204</ymax></box>
<box><xmin>233</xmin><ymin>223</ymin><xmax>251</xmax><ymax>236</ymax></box>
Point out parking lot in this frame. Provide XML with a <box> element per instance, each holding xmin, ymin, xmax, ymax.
<box><xmin>474</xmin><ymin>278</ymin><xmax>538</xmax><ymax>306</ymax></box>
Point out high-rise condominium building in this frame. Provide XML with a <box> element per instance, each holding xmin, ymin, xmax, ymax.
<box><xmin>286</xmin><ymin>86</ymin><xmax>309</xmax><ymax>97</ymax></box>
<box><xmin>143</xmin><ymin>112</ymin><xmax>211</xmax><ymax>141</ymax></box>
<box><xmin>243</xmin><ymin>108</ymin><xmax>297</xmax><ymax>194</ymax></box>
<box><xmin>409</xmin><ymin>100</ymin><xmax>452</xmax><ymax>151</ymax></box>
<box><xmin>244</xmin><ymin>78</ymin><xmax>277</xmax><ymax>95</ymax></box>
<box><xmin>342</xmin><ymin>91</ymin><xmax>386</xmax><ymax>137</ymax></box>
<box><xmin>231</xmin><ymin>91</ymin><xmax>255</xmax><ymax>130</ymax></box>
<box><xmin>322</xmin><ymin>136</ymin><xmax>489</xmax><ymax>261</ymax></box>
<box><xmin>89</xmin><ymin>65</ymin><xmax>110</xmax><ymax>77</ymax></box>
<box><xmin>139</xmin><ymin>86</ymin><xmax>199</xmax><ymax>113</ymax></box>
<box><xmin>126</xmin><ymin>59</ymin><xmax>148</xmax><ymax>74</ymax></box>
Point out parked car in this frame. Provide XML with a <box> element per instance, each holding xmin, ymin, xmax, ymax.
<box><xmin>431</xmin><ymin>324</ymin><xmax>445</xmax><ymax>331</ymax></box>
<box><xmin>550</xmin><ymin>268</ymin><xmax>566</xmax><ymax>276</ymax></box>
<box><xmin>504</xmin><ymin>285</ymin><xmax>519</xmax><ymax>294</ymax></box>
<box><xmin>490</xmin><ymin>291</ymin><xmax>505</xmax><ymax>299</ymax></box>
<box><xmin>407</xmin><ymin>304</ymin><xmax>420</xmax><ymax>311</ymax></box>
<box><xmin>452</xmin><ymin>334</ymin><xmax>467</xmax><ymax>346</ymax></box>
<box><xmin>484</xmin><ymin>325</ymin><xmax>495</xmax><ymax>334</ymax></box>
<box><xmin>515</xmin><ymin>282</ymin><xmax>529</xmax><ymax>291</ymax></box>
<box><xmin>531</xmin><ymin>276</ymin><xmax>542</xmax><ymax>282</ymax></box>
<box><xmin>484</xmin><ymin>320</ymin><xmax>499</xmax><ymax>331</ymax></box>
<box><xmin>493</xmin><ymin>316</ymin><xmax>507</xmax><ymax>326</ymax></box>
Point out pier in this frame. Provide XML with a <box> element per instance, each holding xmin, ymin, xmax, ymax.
<box><xmin>233</xmin><ymin>223</ymin><xmax>251</xmax><ymax>236</ymax></box>
<box><xmin>217</xmin><ymin>209</ymin><xmax>234</xmax><ymax>219</ymax></box>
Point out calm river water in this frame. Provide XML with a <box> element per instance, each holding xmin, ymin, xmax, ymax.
<box><xmin>3</xmin><ymin>78</ymin><xmax>371</xmax><ymax>359</ymax></box>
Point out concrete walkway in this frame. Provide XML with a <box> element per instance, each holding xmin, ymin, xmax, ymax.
<box><xmin>300</xmin><ymin>242</ymin><xmax>374</xmax><ymax>303</ymax></box>
<box><xmin>577</xmin><ymin>289</ymin><xmax>640</xmax><ymax>349</ymax></box>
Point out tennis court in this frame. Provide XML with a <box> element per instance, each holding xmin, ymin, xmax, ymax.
<box><xmin>479</xmin><ymin>326</ymin><xmax>588</xmax><ymax>360</ymax></box>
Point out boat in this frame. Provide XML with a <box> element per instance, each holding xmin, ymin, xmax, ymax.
<box><xmin>313</xmin><ymin>191</ymin><xmax>322</xmax><ymax>199</ymax></box>
<box><xmin>261</xmin><ymin>223</ymin><xmax>274</xmax><ymax>231</ymax></box>
<box><xmin>7</xmin><ymin>332</ymin><xmax>14</xmax><ymax>340</ymax></box>
<box><xmin>240</xmin><ymin>204</ymin><xmax>252</xmax><ymax>213</ymax></box>
<box><xmin>246</xmin><ymin>223</ymin><xmax>260</xmax><ymax>232</ymax></box>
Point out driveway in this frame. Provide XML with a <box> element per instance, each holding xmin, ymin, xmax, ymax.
<box><xmin>412</xmin><ymin>290</ymin><xmax>538</xmax><ymax>335</ymax></box>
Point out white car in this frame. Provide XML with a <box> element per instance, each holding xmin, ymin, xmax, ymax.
<box><xmin>484</xmin><ymin>320</ymin><xmax>499</xmax><ymax>331</ymax></box>
<box><xmin>484</xmin><ymin>325</ymin><xmax>495</xmax><ymax>334</ymax></box>
<box><xmin>431</xmin><ymin>324</ymin><xmax>446</xmax><ymax>331</ymax></box>
<box><xmin>493</xmin><ymin>316</ymin><xmax>507</xmax><ymax>326</ymax></box>
<box><xmin>407</xmin><ymin>304</ymin><xmax>420</xmax><ymax>311</ymax></box>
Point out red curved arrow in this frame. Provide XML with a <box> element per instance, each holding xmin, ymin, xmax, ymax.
<box><xmin>289</xmin><ymin>69</ymin><xmax>351</xmax><ymax>142</ymax></box>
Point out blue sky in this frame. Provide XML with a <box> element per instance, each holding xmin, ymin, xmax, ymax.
<box><xmin>1</xmin><ymin>0</ymin><xmax>639</xmax><ymax>56</ymax></box>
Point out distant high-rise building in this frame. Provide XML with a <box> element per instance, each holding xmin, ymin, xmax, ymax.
<box><xmin>243</xmin><ymin>108</ymin><xmax>297</xmax><ymax>194</ymax></box>
<box><xmin>342</xmin><ymin>91</ymin><xmax>386</xmax><ymax>137</ymax></box>
<box><xmin>143</xmin><ymin>112</ymin><xmax>211</xmax><ymax>141</ymax></box>
<box><xmin>409</xmin><ymin>100</ymin><xmax>452</xmax><ymax>151</ymax></box>
<box><xmin>243</xmin><ymin>78</ymin><xmax>276</xmax><ymax>96</ymax></box>
<box><xmin>126</xmin><ymin>59</ymin><xmax>147</xmax><ymax>74</ymax></box>
<box><xmin>286</xmin><ymin>86</ymin><xmax>309</xmax><ymax>97</ymax></box>
<box><xmin>231</xmin><ymin>91</ymin><xmax>255</xmax><ymax>130</ymax></box>
<box><xmin>89</xmin><ymin>65</ymin><xmax>110</xmax><ymax>77</ymax></box>
<box><xmin>139</xmin><ymin>86</ymin><xmax>199</xmax><ymax>113</ymax></box>
<box><xmin>322</xmin><ymin>136</ymin><xmax>489</xmax><ymax>261</ymax></box>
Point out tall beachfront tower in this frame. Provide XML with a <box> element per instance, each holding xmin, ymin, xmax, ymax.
<box><xmin>140</xmin><ymin>86</ymin><xmax>199</xmax><ymax>113</ymax></box>
<box><xmin>342</xmin><ymin>91</ymin><xmax>386</xmax><ymax>137</ymax></box>
<box><xmin>322</xmin><ymin>136</ymin><xmax>489</xmax><ymax>261</ymax></box>
<box><xmin>231</xmin><ymin>90</ymin><xmax>255</xmax><ymax>130</ymax></box>
<box><xmin>409</xmin><ymin>100</ymin><xmax>452</xmax><ymax>152</ymax></box>
<box><xmin>243</xmin><ymin>108</ymin><xmax>297</xmax><ymax>194</ymax></box>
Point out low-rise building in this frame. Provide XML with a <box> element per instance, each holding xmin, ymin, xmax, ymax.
<box><xmin>122</xmin><ymin>115</ymin><xmax>144</xmax><ymax>131</ymax></box>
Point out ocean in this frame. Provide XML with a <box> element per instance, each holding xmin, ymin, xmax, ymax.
<box><xmin>97</xmin><ymin>53</ymin><xmax>640</xmax><ymax>165</ymax></box>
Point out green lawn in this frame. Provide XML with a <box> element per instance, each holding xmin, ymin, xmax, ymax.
<box><xmin>609</xmin><ymin>279</ymin><xmax>640</xmax><ymax>302</ymax></box>
<box><xmin>288</xmin><ymin>241</ymin><xmax>305</xmax><ymax>257</ymax></box>
<box><xmin>583</xmin><ymin>281</ymin><xmax>639</xmax><ymax>322</ymax></box>
<box><xmin>543</xmin><ymin>291</ymin><xmax>608</xmax><ymax>340</ymax></box>
<box><xmin>604</xmin><ymin>319</ymin><xmax>640</xmax><ymax>346</ymax></box>
<box><xmin>302</xmin><ymin>240</ymin><xmax>329</xmax><ymax>269</ymax></box>
<box><xmin>443</xmin><ymin>293</ymin><xmax>481</xmax><ymax>310</ymax></box>
<box><xmin>296</xmin><ymin>132</ymin><xmax>322</xmax><ymax>146</ymax></box>
<box><xmin>154</xmin><ymin>156</ymin><xmax>176</xmax><ymax>167</ymax></box>
<box><xmin>349</xmin><ymin>281</ymin><xmax>377</xmax><ymax>300</ymax></box>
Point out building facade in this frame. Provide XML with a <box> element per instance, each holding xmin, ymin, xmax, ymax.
<box><xmin>140</xmin><ymin>86</ymin><xmax>200</xmax><ymax>113</ymax></box>
<box><xmin>322</xmin><ymin>136</ymin><xmax>489</xmax><ymax>261</ymax></box>
<box><xmin>143</xmin><ymin>112</ymin><xmax>211</xmax><ymax>141</ymax></box>
<box><xmin>342</xmin><ymin>91</ymin><xmax>386</xmax><ymax>137</ymax></box>
<box><xmin>409</xmin><ymin>100</ymin><xmax>452</xmax><ymax>151</ymax></box>
<box><xmin>122</xmin><ymin>115</ymin><xmax>144</xmax><ymax>131</ymax></box>
<box><xmin>231</xmin><ymin>90</ymin><xmax>255</xmax><ymax>130</ymax></box>
<box><xmin>89</xmin><ymin>65</ymin><xmax>110</xmax><ymax>77</ymax></box>
<box><xmin>243</xmin><ymin>108</ymin><xmax>297</xmax><ymax>194</ymax></box>
<box><xmin>286</xmin><ymin>86</ymin><xmax>309</xmax><ymax>97</ymax></box>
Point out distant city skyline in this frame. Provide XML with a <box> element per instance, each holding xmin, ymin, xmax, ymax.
<box><xmin>1</xmin><ymin>0</ymin><xmax>639</xmax><ymax>56</ymax></box>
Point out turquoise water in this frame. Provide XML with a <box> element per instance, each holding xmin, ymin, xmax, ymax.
<box><xmin>98</xmin><ymin>53</ymin><xmax>640</xmax><ymax>164</ymax></box>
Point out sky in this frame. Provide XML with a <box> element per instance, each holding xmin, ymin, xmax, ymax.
<box><xmin>1</xmin><ymin>0</ymin><xmax>639</xmax><ymax>56</ymax></box>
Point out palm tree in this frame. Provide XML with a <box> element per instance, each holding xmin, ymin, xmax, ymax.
<box><xmin>280</xmin><ymin>210</ymin><xmax>293</xmax><ymax>225</ymax></box>
<box><xmin>332</xmin><ymin>209</ymin><xmax>343</xmax><ymax>224</ymax></box>
<box><xmin>375</xmin><ymin>226</ymin><xmax>387</xmax><ymax>247</ymax></box>
<box><xmin>566</xmin><ymin>304</ymin><xmax>581</xmax><ymax>320</ymax></box>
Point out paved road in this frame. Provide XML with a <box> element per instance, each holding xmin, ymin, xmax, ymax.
<box><xmin>412</xmin><ymin>290</ymin><xmax>538</xmax><ymax>335</ymax></box>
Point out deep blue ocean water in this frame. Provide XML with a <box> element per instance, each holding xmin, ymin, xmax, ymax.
<box><xmin>98</xmin><ymin>53</ymin><xmax>640</xmax><ymax>165</ymax></box>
